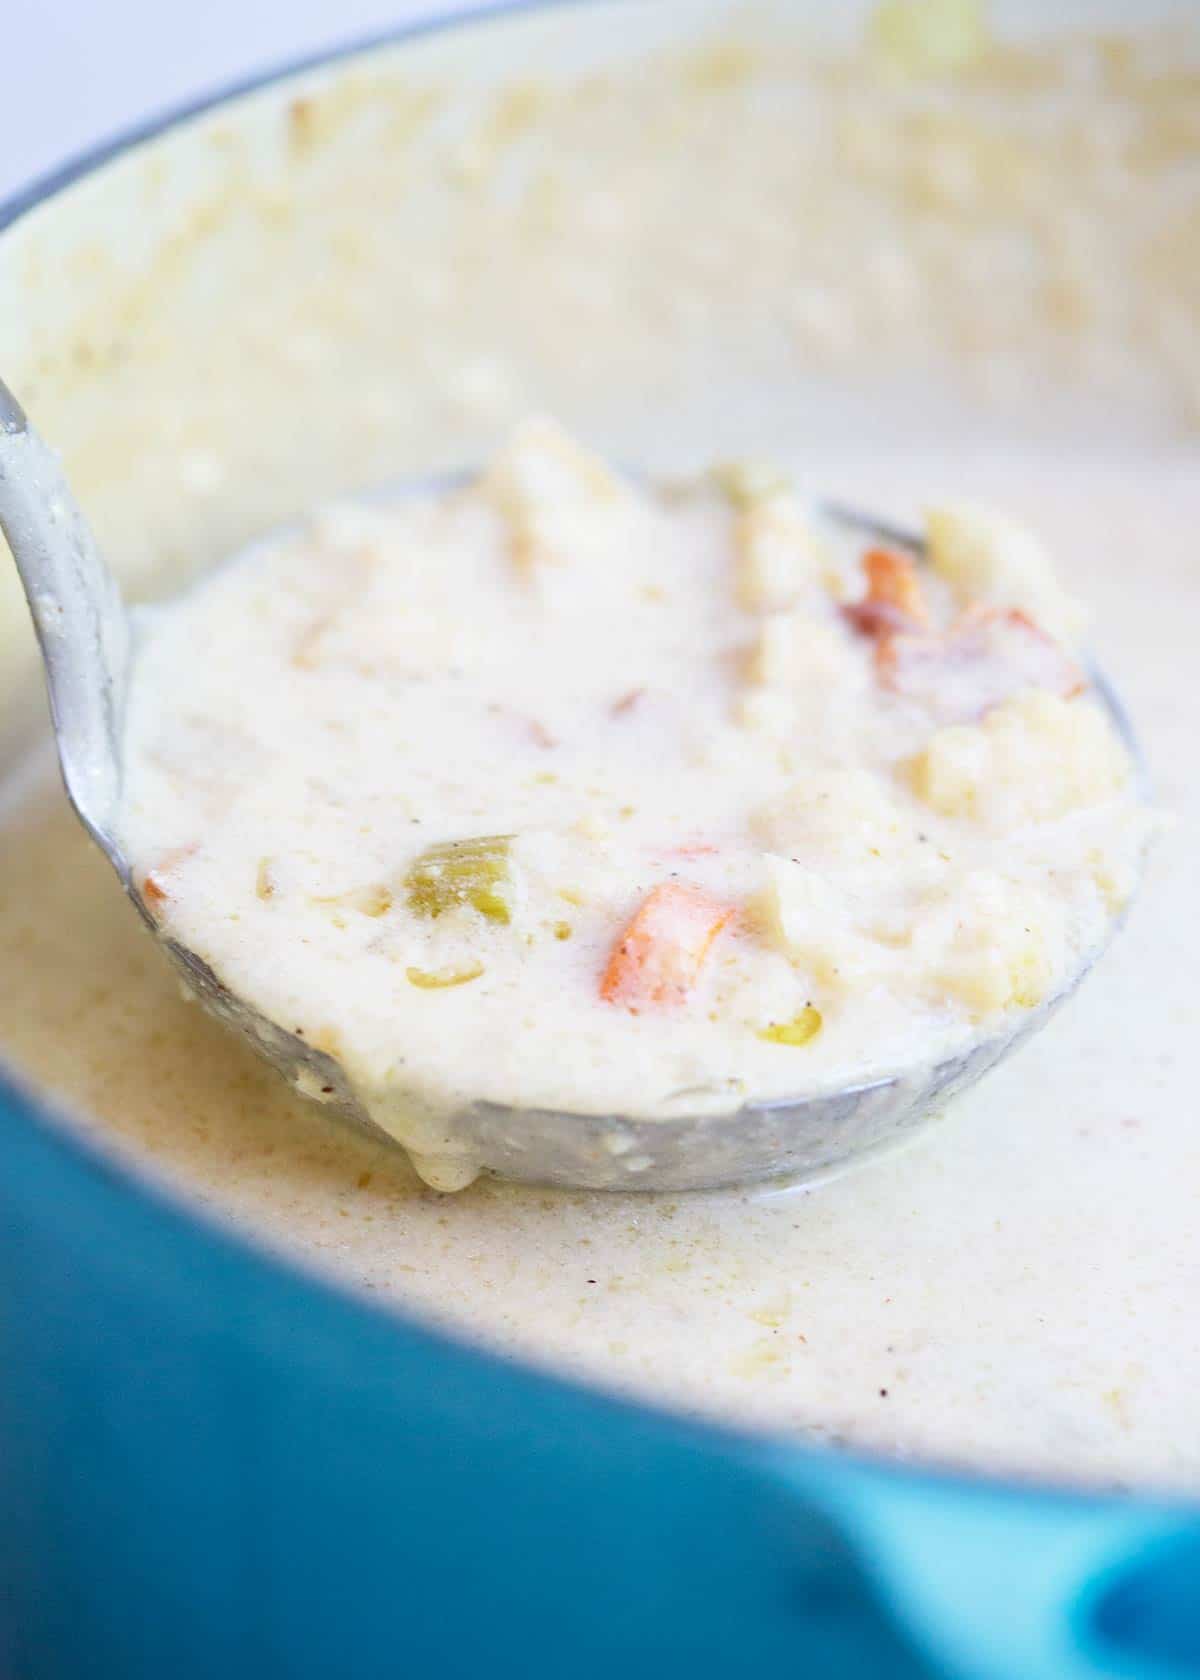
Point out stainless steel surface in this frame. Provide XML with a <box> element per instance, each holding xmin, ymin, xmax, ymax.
<box><xmin>0</xmin><ymin>376</ymin><xmax>1140</xmax><ymax>1191</ymax></box>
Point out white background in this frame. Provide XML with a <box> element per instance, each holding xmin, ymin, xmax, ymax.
<box><xmin>4</xmin><ymin>1</ymin><xmax>480</xmax><ymax>205</ymax></box>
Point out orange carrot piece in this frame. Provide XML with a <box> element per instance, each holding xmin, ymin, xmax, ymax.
<box><xmin>842</xmin><ymin>547</ymin><xmax>930</xmax><ymax>637</ymax></box>
<box><xmin>600</xmin><ymin>882</ymin><xmax>735</xmax><ymax>1012</ymax></box>
<box><xmin>142</xmin><ymin>872</ymin><xmax>170</xmax><ymax>909</ymax></box>
<box><xmin>139</xmin><ymin>845</ymin><xmax>198</xmax><ymax>914</ymax></box>
<box><xmin>865</xmin><ymin>548</ymin><xmax>930</xmax><ymax>624</ymax></box>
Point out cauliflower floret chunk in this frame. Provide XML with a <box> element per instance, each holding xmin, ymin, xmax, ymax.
<box><xmin>911</xmin><ymin>871</ymin><xmax>1067</xmax><ymax>1017</ymax></box>
<box><xmin>735</xmin><ymin>493</ymin><xmax>823</xmax><ymax>612</ymax></box>
<box><xmin>911</xmin><ymin>692</ymin><xmax>1130</xmax><ymax>825</ymax></box>
<box><xmin>713</xmin><ymin>463</ymin><xmax>828</xmax><ymax>611</ymax></box>
<box><xmin>757</xmin><ymin>854</ymin><xmax>888</xmax><ymax>991</ymax></box>
<box><xmin>755</xmin><ymin>768</ymin><xmax>910</xmax><ymax>861</ymax></box>
<box><xmin>485</xmin><ymin>416</ymin><xmax>624</xmax><ymax>569</ymax></box>
<box><xmin>926</xmin><ymin>503</ymin><xmax>1086</xmax><ymax>647</ymax></box>
<box><xmin>750</xmin><ymin>613</ymin><xmax>854</xmax><ymax>689</ymax></box>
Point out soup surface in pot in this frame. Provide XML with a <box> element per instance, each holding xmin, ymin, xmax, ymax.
<box><xmin>0</xmin><ymin>444</ymin><xmax>1195</xmax><ymax>1493</ymax></box>
<box><xmin>1</xmin><ymin>2</ymin><xmax>1198</xmax><ymax>1497</ymax></box>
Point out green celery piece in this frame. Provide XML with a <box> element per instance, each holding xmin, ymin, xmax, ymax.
<box><xmin>405</xmin><ymin>836</ymin><xmax>513</xmax><ymax>925</ymax></box>
<box><xmin>757</xmin><ymin>1005</ymin><xmax>823</xmax><ymax>1047</ymax></box>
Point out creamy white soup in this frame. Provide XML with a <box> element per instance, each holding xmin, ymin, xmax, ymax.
<box><xmin>112</xmin><ymin>422</ymin><xmax>1149</xmax><ymax>1191</ymax></box>
<box><xmin>1</xmin><ymin>5</ymin><xmax>1197</xmax><ymax>1496</ymax></box>
<box><xmin>0</xmin><ymin>447</ymin><xmax>1194</xmax><ymax>1492</ymax></box>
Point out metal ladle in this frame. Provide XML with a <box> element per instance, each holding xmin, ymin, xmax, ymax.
<box><xmin>0</xmin><ymin>377</ymin><xmax>1140</xmax><ymax>1192</ymax></box>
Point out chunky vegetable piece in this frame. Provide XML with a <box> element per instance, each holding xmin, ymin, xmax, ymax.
<box><xmin>877</xmin><ymin>606</ymin><xmax>1084</xmax><ymax>721</ymax></box>
<box><xmin>405</xmin><ymin>837</ymin><xmax>513</xmax><ymax>924</ymax></box>
<box><xmin>142</xmin><ymin>872</ymin><xmax>170</xmax><ymax>909</ymax></box>
<box><xmin>842</xmin><ymin>547</ymin><xmax>930</xmax><ymax>637</ymax></box>
<box><xmin>140</xmin><ymin>846</ymin><xmax>198</xmax><ymax>912</ymax></box>
<box><xmin>757</xmin><ymin>855</ymin><xmax>885</xmax><ymax>992</ymax></box>
<box><xmin>406</xmin><ymin>963</ymin><xmax>485</xmax><ymax>990</ymax></box>
<box><xmin>714</xmin><ymin>463</ymin><xmax>823</xmax><ymax>611</ymax></box>
<box><xmin>736</xmin><ymin>495</ymin><xmax>823</xmax><ymax>612</ymax></box>
<box><xmin>840</xmin><ymin>534</ymin><xmax>1084</xmax><ymax>725</ymax></box>
<box><xmin>757</xmin><ymin>1005</ymin><xmax>823</xmax><ymax>1046</ymax></box>
<box><xmin>911</xmin><ymin>873</ymin><xmax>1065</xmax><ymax>1017</ymax></box>
<box><xmin>600</xmin><ymin>882</ymin><xmax>736</xmax><ymax>1011</ymax></box>
<box><xmin>926</xmin><ymin>503</ymin><xmax>1086</xmax><ymax>646</ymax></box>
<box><xmin>912</xmin><ymin>690</ymin><xmax>1129</xmax><ymax>824</ymax></box>
<box><xmin>711</xmin><ymin>459</ymin><xmax>792</xmax><ymax>510</ymax></box>
<box><xmin>485</xmin><ymin>416</ymin><xmax>623</xmax><ymax>571</ymax></box>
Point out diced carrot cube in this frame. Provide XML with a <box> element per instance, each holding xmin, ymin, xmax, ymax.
<box><xmin>842</xmin><ymin>547</ymin><xmax>930</xmax><ymax>637</ymax></box>
<box><xmin>139</xmin><ymin>845</ymin><xmax>198</xmax><ymax>915</ymax></box>
<box><xmin>142</xmin><ymin>872</ymin><xmax>169</xmax><ymax>908</ymax></box>
<box><xmin>600</xmin><ymin>881</ymin><xmax>735</xmax><ymax>1012</ymax></box>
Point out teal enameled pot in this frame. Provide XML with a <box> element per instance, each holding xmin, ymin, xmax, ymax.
<box><xmin>1</xmin><ymin>6</ymin><xmax>1197</xmax><ymax>1675</ymax></box>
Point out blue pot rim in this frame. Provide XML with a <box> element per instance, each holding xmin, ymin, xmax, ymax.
<box><xmin>0</xmin><ymin>0</ymin><xmax>1184</xmax><ymax>1517</ymax></box>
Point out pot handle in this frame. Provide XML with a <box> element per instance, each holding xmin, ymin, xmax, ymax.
<box><xmin>781</xmin><ymin>1456</ymin><xmax>1200</xmax><ymax>1680</ymax></box>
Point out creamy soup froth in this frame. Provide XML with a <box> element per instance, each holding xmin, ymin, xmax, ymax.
<box><xmin>1</xmin><ymin>448</ymin><xmax>1194</xmax><ymax>1492</ymax></box>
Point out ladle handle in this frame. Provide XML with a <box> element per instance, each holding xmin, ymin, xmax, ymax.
<box><xmin>0</xmin><ymin>378</ymin><xmax>130</xmax><ymax>860</ymax></box>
